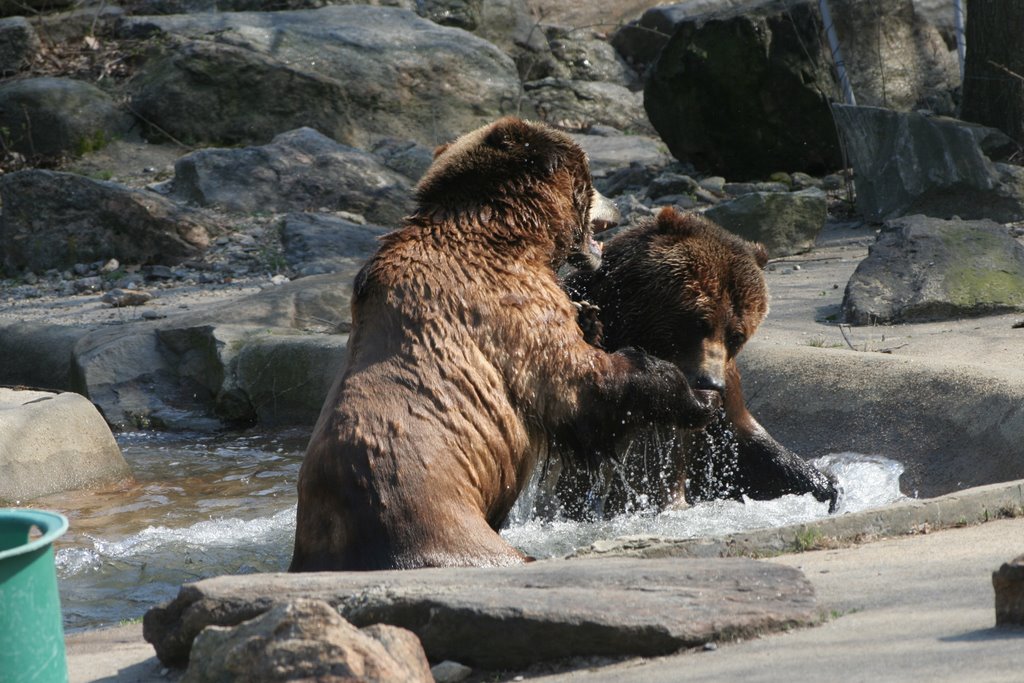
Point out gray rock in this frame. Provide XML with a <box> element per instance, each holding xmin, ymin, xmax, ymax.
<box><xmin>526</xmin><ymin>78</ymin><xmax>650</xmax><ymax>134</ymax></box>
<box><xmin>280</xmin><ymin>212</ymin><xmax>389</xmax><ymax>277</ymax></box>
<box><xmin>0</xmin><ymin>16</ymin><xmax>39</xmax><ymax>75</ymax></box>
<box><xmin>431</xmin><ymin>660</ymin><xmax>472</xmax><ymax>683</ymax></box>
<box><xmin>121</xmin><ymin>6</ymin><xmax>522</xmax><ymax>148</ymax></box>
<box><xmin>143</xmin><ymin>557</ymin><xmax>817</xmax><ymax>669</ymax></box>
<box><xmin>470</xmin><ymin>0</ymin><xmax>550</xmax><ymax>80</ymax></box>
<box><xmin>166</xmin><ymin>127</ymin><xmax>413</xmax><ymax>226</ymax></box>
<box><xmin>183</xmin><ymin>599</ymin><xmax>432</xmax><ymax>683</ymax></box>
<box><xmin>70</xmin><ymin>271</ymin><xmax>355</xmax><ymax>430</ymax></box>
<box><xmin>101</xmin><ymin>288</ymin><xmax>153</xmax><ymax>307</ymax></box>
<box><xmin>543</xmin><ymin>25</ymin><xmax>639</xmax><ymax>87</ymax></box>
<box><xmin>830</xmin><ymin>0</ymin><xmax>959</xmax><ymax>114</ymax></box>
<box><xmin>0</xmin><ymin>388</ymin><xmax>131</xmax><ymax>502</ymax></box>
<box><xmin>371</xmin><ymin>138</ymin><xmax>435</xmax><ymax>181</ymax></box>
<box><xmin>0</xmin><ymin>77</ymin><xmax>133</xmax><ymax>161</ymax></box>
<box><xmin>704</xmin><ymin>188</ymin><xmax>827</xmax><ymax>257</ymax></box>
<box><xmin>723</xmin><ymin>181</ymin><xmax>790</xmax><ymax>197</ymax></box>
<box><xmin>644</xmin><ymin>1</ymin><xmax>841</xmax><ymax>180</ymax></box>
<box><xmin>647</xmin><ymin>172</ymin><xmax>700</xmax><ymax>200</ymax></box>
<box><xmin>993</xmin><ymin>555</ymin><xmax>1024</xmax><ymax>627</ymax></box>
<box><xmin>0</xmin><ymin>170</ymin><xmax>213</xmax><ymax>273</ymax></box>
<box><xmin>218</xmin><ymin>331</ymin><xmax>348</xmax><ymax>425</ymax></box>
<box><xmin>832</xmin><ymin>105</ymin><xmax>1024</xmax><ymax>222</ymax></box>
<box><xmin>842</xmin><ymin>215</ymin><xmax>1024</xmax><ymax>325</ymax></box>
<box><xmin>569</xmin><ymin>132</ymin><xmax>672</xmax><ymax>178</ymax></box>
<box><xmin>0</xmin><ymin>321</ymin><xmax>89</xmax><ymax>390</ymax></box>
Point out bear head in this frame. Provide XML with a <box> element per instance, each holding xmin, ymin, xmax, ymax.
<box><xmin>417</xmin><ymin>117</ymin><xmax>618</xmax><ymax>271</ymax></box>
<box><xmin>569</xmin><ymin>206</ymin><xmax>769</xmax><ymax>396</ymax></box>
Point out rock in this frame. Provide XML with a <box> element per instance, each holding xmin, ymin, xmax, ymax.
<box><xmin>182</xmin><ymin>599</ymin><xmax>432</xmax><ymax>683</ymax></box>
<box><xmin>644</xmin><ymin>1</ymin><xmax>841</xmax><ymax>180</ymax></box>
<box><xmin>543</xmin><ymin>25</ymin><xmax>639</xmax><ymax>87</ymax></box>
<box><xmin>371</xmin><ymin>138</ymin><xmax>435</xmax><ymax>182</ymax></box>
<box><xmin>704</xmin><ymin>188</ymin><xmax>827</xmax><ymax>257</ymax></box>
<box><xmin>525</xmin><ymin>78</ymin><xmax>651</xmax><ymax>134</ymax></box>
<box><xmin>842</xmin><ymin>214</ymin><xmax>1024</xmax><ymax>325</ymax></box>
<box><xmin>280</xmin><ymin>212</ymin><xmax>389</xmax><ymax>277</ymax></box>
<box><xmin>569</xmin><ymin>132</ymin><xmax>672</xmax><ymax>178</ymax></box>
<box><xmin>0</xmin><ymin>16</ymin><xmax>39</xmax><ymax>75</ymax></box>
<box><xmin>142</xmin><ymin>557</ymin><xmax>817</xmax><ymax>669</ymax></box>
<box><xmin>611</xmin><ymin>0</ymin><xmax>765</xmax><ymax>75</ymax></box>
<box><xmin>647</xmin><ymin>172</ymin><xmax>700</xmax><ymax>200</ymax></box>
<box><xmin>993</xmin><ymin>555</ymin><xmax>1024</xmax><ymax>627</ymax></box>
<box><xmin>0</xmin><ymin>388</ymin><xmax>131</xmax><ymax>502</ymax></box>
<box><xmin>457</xmin><ymin>0</ymin><xmax>550</xmax><ymax>80</ymax></box>
<box><xmin>121</xmin><ymin>6</ymin><xmax>523</xmax><ymax>148</ymax></box>
<box><xmin>0</xmin><ymin>321</ymin><xmax>89</xmax><ymax>390</ymax></box>
<box><xmin>832</xmin><ymin>105</ymin><xmax>1024</xmax><ymax>222</ymax></box>
<box><xmin>0</xmin><ymin>170</ymin><xmax>213</xmax><ymax>273</ymax></box>
<box><xmin>431</xmin><ymin>660</ymin><xmax>472</xmax><ymax>683</ymax></box>
<box><xmin>829</xmin><ymin>0</ymin><xmax>958</xmax><ymax>114</ymax></box>
<box><xmin>101</xmin><ymin>289</ymin><xmax>153</xmax><ymax>307</ymax></box>
<box><xmin>70</xmin><ymin>271</ymin><xmax>355</xmax><ymax>430</ymax></box>
<box><xmin>723</xmin><ymin>181</ymin><xmax>790</xmax><ymax>197</ymax></box>
<box><xmin>164</xmin><ymin>127</ymin><xmax>413</xmax><ymax>226</ymax></box>
<box><xmin>217</xmin><ymin>331</ymin><xmax>349</xmax><ymax>425</ymax></box>
<box><xmin>0</xmin><ymin>77</ymin><xmax>133</xmax><ymax>161</ymax></box>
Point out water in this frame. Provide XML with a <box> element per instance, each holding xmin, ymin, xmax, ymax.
<box><xmin>49</xmin><ymin>430</ymin><xmax>904</xmax><ymax>632</ymax></box>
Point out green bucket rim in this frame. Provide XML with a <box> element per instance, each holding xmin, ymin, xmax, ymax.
<box><xmin>0</xmin><ymin>508</ymin><xmax>69</xmax><ymax>561</ymax></box>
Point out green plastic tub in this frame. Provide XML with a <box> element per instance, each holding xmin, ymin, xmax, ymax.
<box><xmin>0</xmin><ymin>509</ymin><xmax>69</xmax><ymax>683</ymax></box>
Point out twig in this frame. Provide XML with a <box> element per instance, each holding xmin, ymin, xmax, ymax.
<box><xmin>988</xmin><ymin>60</ymin><xmax>1024</xmax><ymax>84</ymax></box>
<box><xmin>838</xmin><ymin>323</ymin><xmax>856</xmax><ymax>350</ymax></box>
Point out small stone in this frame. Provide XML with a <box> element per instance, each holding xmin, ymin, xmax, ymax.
<box><xmin>698</xmin><ymin>176</ymin><xmax>726</xmax><ymax>195</ymax></box>
<box><xmin>431</xmin><ymin>660</ymin><xmax>472</xmax><ymax>683</ymax></box>
<box><xmin>993</xmin><ymin>554</ymin><xmax>1024</xmax><ymax>627</ymax></box>
<box><xmin>72</xmin><ymin>262</ymin><xmax>91</xmax><ymax>276</ymax></box>
<box><xmin>703</xmin><ymin>642</ymin><xmax>718</xmax><ymax>651</ymax></box>
<box><xmin>143</xmin><ymin>265</ymin><xmax>174</xmax><ymax>280</ymax></box>
<box><xmin>270</xmin><ymin>274</ymin><xmax>290</xmax><ymax>286</ymax></box>
<box><xmin>101</xmin><ymin>258</ymin><xmax>120</xmax><ymax>273</ymax></box>
<box><xmin>22</xmin><ymin>271</ymin><xmax>38</xmax><ymax>284</ymax></box>
<box><xmin>101</xmin><ymin>288</ymin><xmax>153</xmax><ymax>308</ymax></box>
<box><xmin>141</xmin><ymin>310</ymin><xmax>166</xmax><ymax>320</ymax></box>
<box><xmin>73</xmin><ymin>276</ymin><xmax>103</xmax><ymax>293</ymax></box>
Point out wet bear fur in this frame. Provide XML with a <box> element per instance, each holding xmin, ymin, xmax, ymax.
<box><xmin>556</xmin><ymin>206</ymin><xmax>838</xmax><ymax>518</ymax></box>
<box><xmin>289</xmin><ymin>120</ymin><xmax>719</xmax><ymax>571</ymax></box>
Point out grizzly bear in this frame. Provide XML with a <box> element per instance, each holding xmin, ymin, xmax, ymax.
<box><xmin>555</xmin><ymin>206</ymin><xmax>837</xmax><ymax>518</ymax></box>
<box><xmin>289</xmin><ymin>119</ymin><xmax>720</xmax><ymax>572</ymax></box>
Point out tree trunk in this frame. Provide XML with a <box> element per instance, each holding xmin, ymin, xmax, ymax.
<box><xmin>960</xmin><ymin>0</ymin><xmax>1024</xmax><ymax>145</ymax></box>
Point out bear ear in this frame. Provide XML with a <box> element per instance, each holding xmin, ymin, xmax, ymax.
<box><xmin>484</xmin><ymin>117</ymin><xmax>565</xmax><ymax>174</ymax></box>
<box><xmin>432</xmin><ymin>142</ymin><xmax>452</xmax><ymax>159</ymax></box>
<box><xmin>752</xmin><ymin>243</ymin><xmax>769</xmax><ymax>269</ymax></box>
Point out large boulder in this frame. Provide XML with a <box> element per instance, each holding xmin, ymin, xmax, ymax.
<box><xmin>570</xmin><ymin>132</ymin><xmax>672</xmax><ymax>179</ymax></box>
<box><xmin>704</xmin><ymin>188</ymin><xmax>827</xmax><ymax>257</ymax></box>
<box><xmin>280</xmin><ymin>212</ymin><xmax>390</xmax><ymax>277</ymax></box>
<box><xmin>842</xmin><ymin>214</ymin><xmax>1024</xmax><ymax>325</ymax></box>
<box><xmin>0</xmin><ymin>388</ymin><xmax>131</xmax><ymax>502</ymax></box>
<box><xmin>164</xmin><ymin>127</ymin><xmax>413</xmax><ymax>226</ymax></box>
<box><xmin>0</xmin><ymin>321</ymin><xmax>89</xmax><ymax>390</ymax></box>
<box><xmin>0</xmin><ymin>16</ymin><xmax>40</xmax><ymax>75</ymax></box>
<box><xmin>70</xmin><ymin>271</ymin><xmax>357</xmax><ymax>430</ymax></box>
<box><xmin>525</xmin><ymin>78</ymin><xmax>651</xmax><ymax>133</ymax></box>
<box><xmin>143</xmin><ymin>557</ymin><xmax>817</xmax><ymax>669</ymax></box>
<box><xmin>183</xmin><ymin>599</ymin><xmax>432</xmax><ymax>683</ymax></box>
<box><xmin>637</xmin><ymin>0</ymin><xmax>959</xmax><ymax>179</ymax></box>
<box><xmin>0</xmin><ymin>77</ymin><xmax>133</xmax><ymax>161</ymax></box>
<box><xmin>832</xmin><ymin>105</ymin><xmax>1024</xmax><ymax>222</ymax></box>
<box><xmin>0</xmin><ymin>170</ymin><xmax>213</xmax><ymax>273</ymax></box>
<box><xmin>121</xmin><ymin>6</ymin><xmax>523</xmax><ymax>148</ymax></box>
<box><xmin>643</xmin><ymin>1</ymin><xmax>840</xmax><ymax>180</ymax></box>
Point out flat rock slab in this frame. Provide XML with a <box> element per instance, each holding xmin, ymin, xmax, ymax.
<box><xmin>144</xmin><ymin>557</ymin><xmax>817</xmax><ymax>670</ymax></box>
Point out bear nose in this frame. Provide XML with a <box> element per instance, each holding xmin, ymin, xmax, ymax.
<box><xmin>693</xmin><ymin>373</ymin><xmax>726</xmax><ymax>396</ymax></box>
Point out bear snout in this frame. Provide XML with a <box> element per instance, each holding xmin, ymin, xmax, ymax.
<box><xmin>693</xmin><ymin>372</ymin><xmax>727</xmax><ymax>396</ymax></box>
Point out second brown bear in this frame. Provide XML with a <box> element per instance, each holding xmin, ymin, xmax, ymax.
<box><xmin>556</xmin><ymin>206</ymin><xmax>838</xmax><ymax>518</ymax></box>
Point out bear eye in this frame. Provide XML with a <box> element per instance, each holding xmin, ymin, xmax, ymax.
<box><xmin>727</xmin><ymin>331</ymin><xmax>747</xmax><ymax>353</ymax></box>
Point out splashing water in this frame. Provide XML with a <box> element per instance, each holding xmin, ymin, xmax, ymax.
<box><xmin>51</xmin><ymin>429</ymin><xmax>903</xmax><ymax>632</ymax></box>
<box><xmin>502</xmin><ymin>451</ymin><xmax>905</xmax><ymax>560</ymax></box>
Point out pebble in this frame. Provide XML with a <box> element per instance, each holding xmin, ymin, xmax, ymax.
<box><xmin>101</xmin><ymin>288</ymin><xmax>153</xmax><ymax>307</ymax></box>
<box><xmin>431</xmin><ymin>660</ymin><xmax>472</xmax><ymax>683</ymax></box>
<box><xmin>101</xmin><ymin>258</ymin><xmax>120</xmax><ymax>273</ymax></box>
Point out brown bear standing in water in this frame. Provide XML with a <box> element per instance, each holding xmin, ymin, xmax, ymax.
<box><xmin>556</xmin><ymin>206</ymin><xmax>837</xmax><ymax>518</ymax></box>
<box><xmin>290</xmin><ymin>119</ymin><xmax>720</xmax><ymax>572</ymax></box>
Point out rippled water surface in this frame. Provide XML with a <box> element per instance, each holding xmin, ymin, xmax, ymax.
<box><xmin>48</xmin><ymin>431</ymin><xmax>905</xmax><ymax>632</ymax></box>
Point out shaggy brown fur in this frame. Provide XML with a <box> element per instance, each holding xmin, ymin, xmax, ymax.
<box><xmin>290</xmin><ymin>120</ymin><xmax>718</xmax><ymax>571</ymax></box>
<box><xmin>557</xmin><ymin>207</ymin><xmax>837</xmax><ymax>517</ymax></box>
